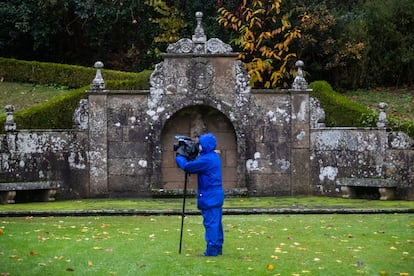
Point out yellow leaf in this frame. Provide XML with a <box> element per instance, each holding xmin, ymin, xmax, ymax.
<box><xmin>266</xmin><ymin>264</ymin><xmax>274</xmax><ymax>270</ymax></box>
<box><xmin>87</xmin><ymin>260</ymin><xmax>93</xmax><ymax>267</ymax></box>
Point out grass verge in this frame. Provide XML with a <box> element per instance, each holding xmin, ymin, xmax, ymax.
<box><xmin>1</xmin><ymin>197</ymin><xmax>414</xmax><ymax>213</ymax></box>
<box><xmin>0</xmin><ymin>214</ymin><xmax>413</xmax><ymax>275</ymax></box>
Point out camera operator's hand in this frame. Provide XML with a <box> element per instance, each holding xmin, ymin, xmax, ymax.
<box><xmin>175</xmin><ymin>154</ymin><xmax>189</xmax><ymax>168</ymax></box>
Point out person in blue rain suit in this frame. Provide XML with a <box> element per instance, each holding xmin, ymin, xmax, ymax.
<box><xmin>175</xmin><ymin>132</ymin><xmax>224</xmax><ymax>256</ymax></box>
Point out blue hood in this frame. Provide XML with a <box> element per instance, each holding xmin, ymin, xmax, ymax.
<box><xmin>199</xmin><ymin>133</ymin><xmax>217</xmax><ymax>154</ymax></box>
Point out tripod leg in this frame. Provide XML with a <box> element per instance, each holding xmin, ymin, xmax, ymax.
<box><xmin>179</xmin><ymin>172</ymin><xmax>189</xmax><ymax>254</ymax></box>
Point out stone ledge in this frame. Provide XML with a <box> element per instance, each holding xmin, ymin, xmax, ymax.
<box><xmin>336</xmin><ymin>178</ymin><xmax>397</xmax><ymax>200</ymax></box>
<box><xmin>0</xmin><ymin>181</ymin><xmax>62</xmax><ymax>191</ymax></box>
<box><xmin>0</xmin><ymin>181</ymin><xmax>62</xmax><ymax>204</ymax></box>
<box><xmin>336</xmin><ymin>178</ymin><xmax>397</xmax><ymax>188</ymax></box>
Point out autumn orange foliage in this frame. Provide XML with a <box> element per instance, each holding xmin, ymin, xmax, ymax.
<box><xmin>218</xmin><ymin>0</ymin><xmax>301</xmax><ymax>88</ymax></box>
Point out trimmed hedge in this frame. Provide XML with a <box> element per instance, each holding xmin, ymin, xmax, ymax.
<box><xmin>309</xmin><ymin>81</ymin><xmax>373</xmax><ymax>127</ymax></box>
<box><xmin>0</xmin><ymin>58</ymin><xmax>142</xmax><ymax>88</ymax></box>
<box><xmin>310</xmin><ymin>81</ymin><xmax>414</xmax><ymax>139</ymax></box>
<box><xmin>0</xmin><ymin>58</ymin><xmax>151</xmax><ymax>131</ymax></box>
<box><xmin>12</xmin><ymin>87</ymin><xmax>87</xmax><ymax>130</ymax></box>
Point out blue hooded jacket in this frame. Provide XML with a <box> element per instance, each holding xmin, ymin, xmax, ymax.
<box><xmin>175</xmin><ymin>133</ymin><xmax>224</xmax><ymax>210</ymax></box>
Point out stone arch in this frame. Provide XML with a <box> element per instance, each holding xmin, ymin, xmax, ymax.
<box><xmin>160</xmin><ymin>104</ymin><xmax>242</xmax><ymax>193</ymax></box>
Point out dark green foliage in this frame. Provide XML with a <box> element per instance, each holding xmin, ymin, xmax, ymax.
<box><xmin>362</xmin><ymin>0</ymin><xmax>414</xmax><ymax>87</ymax></box>
<box><xmin>0</xmin><ymin>59</ymin><xmax>151</xmax><ymax>131</ymax></box>
<box><xmin>0</xmin><ymin>58</ymin><xmax>139</xmax><ymax>88</ymax></box>
<box><xmin>1</xmin><ymin>0</ymin><xmax>413</xmax><ymax>88</ymax></box>
<box><xmin>12</xmin><ymin>87</ymin><xmax>87</xmax><ymax>130</ymax></box>
<box><xmin>310</xmin><ymin>81</ymin><xmax>414</xmax><ymax>138</ymax></box>
<box><xmin>309</xmin><ymin>81</ymin><xmax>373</xmax><ymax>127</ymax></box>
<box><xmin>105</xmin><ymin>71</ymin><xmax>152</xmax><ymax>90</ymax></box>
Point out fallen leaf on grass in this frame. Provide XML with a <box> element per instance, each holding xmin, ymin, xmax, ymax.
<box><xmin>29</xmin><ymin>250</ymin><xmax>38</xmax><ymax>255</ymax></box>
<box><xmin>87</xmin><ymin>260</ymin><xmax>93</xmax><ymax>267</ymax></box>
<box><xmin>266</xmin><ymin>264</ymin><xmax>274</xmax><ymax>270</ymax></box>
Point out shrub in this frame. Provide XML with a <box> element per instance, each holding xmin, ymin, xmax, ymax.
<box><xmin>309</xmin><ymin>80</ymin><xmax>373</xmax><ymax>127</ymax></box>
<box><xmin>0</xmin><ymin>58</ymin><xmax>140</xmax><ymax>88</ymax></box>
<box><xmin>11</xmin><ymin>87</ymin><xmax>87</xmax><ymax>130</ymax></box>
<box><xmin>310</xmin><ymin>80</ymin><xmax>414</xmax><ymax>139</ymax></box>
<box><xmin>0</xmin><ymin>59</ymin><xmax>151</xmax><ymax>131</ymax></box>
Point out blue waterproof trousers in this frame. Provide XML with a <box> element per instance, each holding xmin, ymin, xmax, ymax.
<box><xmin>202</xmin><ymin>206</ymin><xmax>224</xmax><ymax>256</ymax></box>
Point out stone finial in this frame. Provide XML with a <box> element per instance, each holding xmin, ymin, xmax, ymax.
<box><xmin>192</xmin><ymin>11</ymin><xmax>207</xmax><ymax>44</ymax></box>
<box><xmin>90</xmin><ymin>61</ymin><xmax>105</xmax><ymax>91</ymax></box>
<box><xmin>192</xmin><ymin>12</ymin><xmax>207</xmax><ymax>53</ymax></box>
<box><xmin>4</xmin><ymin>104</ymin><xmax>16</xmax><ymax>132</ymax></box>
<box><xmin>166</xmin><ymin>11</ymin><xmax>232</xmax><ymax>54</ymax></box>
<box><xmin>377</xmin><ymin>102</ymin><xmax>388</xmax><ymax>128</ymax></box>
<box><xmin>291</xmin><ymin>60</ymin><xmax>308</xmax><ymax>90</ymax></box>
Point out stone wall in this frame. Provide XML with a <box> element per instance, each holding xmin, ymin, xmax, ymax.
<box><xmin>0</xmin><ymin>130</ymin><xmax>89</xmax><ymax>198</ymax></box>
<box><xmin>311</xmin><ymin>128</ymin><xmax>414</xmax><ymax>200</ymax></box>
<box><xmin>84</xmin><ymin>53</ymin><xmax>311</xmax><ymax>198</ymax></box>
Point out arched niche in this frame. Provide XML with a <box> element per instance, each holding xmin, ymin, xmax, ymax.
<box><xmin>160</xmin><ymin>105</ymin><xmax>238</xmax><ymax>192</ymax></box>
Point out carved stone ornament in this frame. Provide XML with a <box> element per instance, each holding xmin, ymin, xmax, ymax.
<box><xmin>4</xmin><ymin>104</ymin><xmax>16</xmax><ymax>132</ymax></box>
<box><xmin>90</xmin><ymin>61</ymin><xmax>105</xmax><ymax>91</ymax></box>
<box><xmin>235</xmin><ymin>60</ymin><xmax>251</xmax><ymax>94</ymax></box>
<box><xmin>206</xmin><ymin>38</ymin><xmax>232</xmax><ymax>54</ymax></box>
<box><xmin>377</xmin><ymin>102</ymin><xmax>388</xmax><ymax>128</ymax></box>
<box><xmin>189</xmin><ymin>61</ymin><xmax>214</xmax><ymax>90</ymax></box>
<box><xmin>310</xmin><ymin>97</ymin><xmax>326</xmax><ymax>128</ymax></box>
<box><xmin>73</xmin><ymin>99</ymin><xmax>89</xmax><ymax>130</ymax></box>
<box><xmin>166</xmin><ymin>12</ymin><xmax>232</xmax><ymax>54</ymax></box>
<box><xmin>291</xmin><ymin>60</ymin><xmax>308</xmax><ymax>90</ymax></box>
<box><xmin>166</xmin><ymin>38</ymin><xmax>194</xmax><ymax>54</ymax></box>
<box><xmin>150</xmin><ymin>62</ymin><xmax>164</xmax><ymax>89</ymax></box>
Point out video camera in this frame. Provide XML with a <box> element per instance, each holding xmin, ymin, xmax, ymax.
<box><xmin>173</xmin><ymin>135</ymin><xmax>199</xmax><ymax>160</ymax></box>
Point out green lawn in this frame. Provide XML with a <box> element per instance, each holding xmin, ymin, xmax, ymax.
<box><xmin>343</xmin><ymin>87</ymin><xmax>414</xmax><ymax>122</ymax></box>
<box><xmin>1</xmin><ymin>214</ymin><xmax>413</xmax><ymax>275</ymax></box>
<box><xmin>0</xmin><ymin>197</ymin><xmax>413</xmax><ymax>275</ymax></box>
<box><xmin>0</xmin><ymin>82</ymin><xmax>71</xmax><ymax>117</ymax></box>
<box><xmin>1</xmin><ymin>196</ymin><xmax>414</xmax><ymax>213</ymax></box>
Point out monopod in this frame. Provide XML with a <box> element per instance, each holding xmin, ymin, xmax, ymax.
<box><xmin>178</xmin><ymin>172</ymin><xmax>189</xmax><ymax>254</ymax></box>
